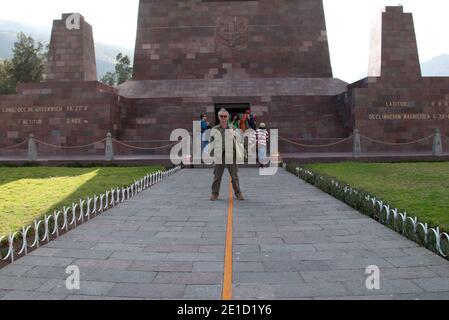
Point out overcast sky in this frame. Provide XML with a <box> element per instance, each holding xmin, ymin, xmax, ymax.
<box><xmin>0</xmin><ymin>0</ymin><xmax>448</xmax><ymax>83</ymax></box>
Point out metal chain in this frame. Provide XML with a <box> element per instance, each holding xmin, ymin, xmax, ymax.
<box><xmin>360</xmin><ymin>134</ymin><xmax>434</xmax><ymax>146</ymax></box>
<box><xmin>279</xmin><ymin>135</ymin><xmax>354</xmax><ymax>148</ymax></box>
<box><xmin>34</xmin><ymin>138</ymin><xmax>106</xmax><ymax>149</ymax></box>
<box><xmin>3</xmin><ymin>133</ymin><xmax>441</xmax><ymax>152</ymax></box>
<box><xmin>112</xmin><ymin>139</ymin><xmax>178</xmax><ymax>150</ymax></box>
<box><xmin>0</xmin><ymin>140</ymin><xmax>27</xmax><ymax>151</ymax></box>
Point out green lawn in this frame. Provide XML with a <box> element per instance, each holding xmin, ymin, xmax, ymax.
<box><xmin>304</xmin><ymin>162</ymin><xmax>449</xmax><ymax>232</ymax></box>
<box><xmin>0</xmin><ymin>166</ymin><xmax>164</xmax><ymax>236</ymax></box>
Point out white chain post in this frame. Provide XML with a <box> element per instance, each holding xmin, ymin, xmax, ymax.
<box><xmin>353</xmin><ymin>129</ymin><xmax>362</xmax><ymax>158</ymax></box>
<box><xmin>433</xmin><ymin>129</ymin><xmax>443</xmax><ymax>156</ymax></box>
<box><xmin>28</xmin><ymin>134</ymin><xmax>38</xmax><ymax>161</ymax></box>
<box><xmin>105</xmin><ymin>132</ymin><xmax>114</xmax><ymax>161</ymax></box>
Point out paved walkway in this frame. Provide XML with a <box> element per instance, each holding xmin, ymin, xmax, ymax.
<box><xmin>1</xmin><ymin>168</ymin><xmax>449</xmax><ymax>300</ymax></box>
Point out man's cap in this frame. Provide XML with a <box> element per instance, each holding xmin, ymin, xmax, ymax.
<box><xmin>218</xmin><ymin>108</ymin><xmax>229</xmax><ymax>115</ymax></box>
<box><xmin>259</xmin><ymin>123</ymin><xmax>266</xmax><ymax>128</ymax></box>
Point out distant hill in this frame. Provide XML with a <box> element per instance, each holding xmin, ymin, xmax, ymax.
<box><xmin>0</xmin><ymin>20</ymin><xmax>133</xmax><ymax>79</ymax></box>
<box><xmin>421</xmin><ymin>54</ymin><xmax>449</xmax><ymax>76</ymax></box>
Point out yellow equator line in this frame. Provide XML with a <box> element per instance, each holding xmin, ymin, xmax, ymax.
<box><xmin>222</xmin><ymin>180</ymin><xmax>234</xmax><ymax>300</ymax></box>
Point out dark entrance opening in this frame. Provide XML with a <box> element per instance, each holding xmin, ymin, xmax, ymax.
<box><xmin>214</xmin><ymin>103</ymin><xmax>250</xmax><ymax>126</ymax></box>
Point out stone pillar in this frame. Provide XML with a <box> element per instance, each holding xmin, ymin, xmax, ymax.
<box><xmin>28</xmin><ymin>134</ymin><xmax>37</xmax><ymax>161</ymax></box>
<box><xmin>353</xmin><ymin>129</ymin><xmax>362</xmax><ymax>158</ymax></box>
<box><xmin>368</xmin><ymin>6</ymin><xmax>421</xmax><ymax>80</ymax></box>
<box><xmin>105</xmin><ymin>132</ymin><xmax>114</xmax><ymax>161</ymax></box>
<box><xmin>433</xmin><ymin>129</ymin><xmax>443</xmax><ymax>156</ymax></box>
<box><xmin>46</xmin><ymin>13</ymin><xmax>97</xmax><ymax>81</ymax></box>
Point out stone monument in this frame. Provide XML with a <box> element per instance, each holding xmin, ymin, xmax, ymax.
<box><xmin>46</xmin><ymin>13</ymin><xmax>97</xmax><ymax>82</ymax></box>
<box><xmin>118</xmin><ymin>0</ymin><xmax>349</xmax><ymax>150</ymax></box>
<box><xmin>0</xmin><ymin>14</ymin><xmax>118</xmax><ymax>154</ymax></box>
<box><xmin>0</xmin><ymin>3</ymin><xmax>448</xmax><ymax>158</ymax></box>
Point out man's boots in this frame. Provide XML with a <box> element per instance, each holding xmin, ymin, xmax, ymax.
<box><xmin>236</xmin><ymin>193</ymin><xmax>245</xmax><ymax>201</ymax></box>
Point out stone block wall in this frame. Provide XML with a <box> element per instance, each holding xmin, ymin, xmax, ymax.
<box><xmin>350</xmin><ymin>77</ymin><xmax>449</xmax><ymax>152</ymax></box>
<box><xmin>133</xmin><ymin>0</ymin><xmax>332</xmax><ymax>80</ymax></box>
<box><xmin>0</xmin><ymin>82</ymin><xmax>119</xmax><ymax>155</ymax></box>
<box><xmin>116</xmin><ymin>94</ymin><xmax>351</xmax><ymax>155</ymax></box>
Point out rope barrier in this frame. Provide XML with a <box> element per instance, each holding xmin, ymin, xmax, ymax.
<box><xmin>279</xmin><ymin>135</ymin><xmax>354</xmax><ymax>148</ymax></box>
<box><xmin>112</xmin><ymin>139</ymin><xmax>178</xmax><ymax>150</ymax></box>
<box><xmin>34</xmin><ymin>138</ymin><xmax>106</xmax><ymax>150</ymax></box>
<box><xmin>360</xmin><ymin>134</ymin><xmax>434</xmax><ymax>146</ymax></box>
<box><xmin>0</xmin><ymin>140</ymin><xmax>27</xmax><ymax>151</ymax></box>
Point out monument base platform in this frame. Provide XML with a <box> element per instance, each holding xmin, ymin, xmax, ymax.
<box><xmin>1</xmin><ymin>152</ymin><xmax>448</xmax><ymax>167</ymax></box>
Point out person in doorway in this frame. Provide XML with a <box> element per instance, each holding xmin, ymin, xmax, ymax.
<box><xmin>256</xmin><ymin>122</ymin><xmax>269</xmax><ymax>168</ymax></box>
<box><xmin>239</xmin><ymin>112</ymin><xmax>248</xmax><ymax>132</ymax></box>
<box><xmin>239</xmin><ymin>109</ymin><xmax>256</xmax><ymax>133</ymax></box>
<box><xmin>208</xmin><ymin>108</ymin><xmax>245</xmax><ymax>201</ymax></box>
<box><xmin>246</xmin><ymin>109</ymin><xmax>257</xmax><ymax>131</ymax></box>
<box><xmin>200</xmin><ymin>113</ymin><xmax>211</xmax><ymax>152</ymax></box>
<box><xmin>229</xmin><ymin>113</ymin><xmax>240</xmax><ymax>130</ymax></box>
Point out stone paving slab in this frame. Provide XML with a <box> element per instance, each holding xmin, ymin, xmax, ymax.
<box><xmin>0</xmin><ymin>169</ymin><xmax>226</xmax><ymax>300</ymax></box>
<box><xmin>232</xmin><ymin>169</ymin><xmax>449</xmax><ymax>300</ymax></box>
<box><xmin>0</xmin><ymin>168</ymin><xmax>449</xmax><ymax>300</ymax></box>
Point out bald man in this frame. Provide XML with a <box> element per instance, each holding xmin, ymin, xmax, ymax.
<box><xmin>209</xmin><ymin>108</ymin><xmax>244</xmax><ymax>201</ymax></box>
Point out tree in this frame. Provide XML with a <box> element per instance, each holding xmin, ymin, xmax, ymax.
<box><xmin>100</xmin><ymin>72</ymin><xmax>116</xmax><ymax>86</ymax></box>
<box><xmin>9</xmin><ymin>32</ymin><xmax>46</xmax><ymax>84</ymax></box>
<box><xmin>115</xmin><ymin>53</ymin><xmax>133</xmax><ymax>85</ymax></box>
<box><xmin>0</xmin><ymin>59</ymin><xmax>15</xmax><ymax>94</ymax></box>
<box><xmin>100</xmin><ymin>53</ymin><xmax>133</xmax><ymax>86</ymax></box>
<box><xmin>0</xmin><ymin>32</ymin><xmax>46</xmax><ymax>94</ymax></box>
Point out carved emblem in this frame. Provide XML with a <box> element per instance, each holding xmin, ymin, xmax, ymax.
<box><xmin>216</xmin><ymin>16</ymin><xmax>249</xmax><ymax>50</ymax></box>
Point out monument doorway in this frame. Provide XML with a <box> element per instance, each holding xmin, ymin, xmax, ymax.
<box><xmin>214</xmin><ymin>103</ymin><xmax>250</xmax><ymax>126</ymax></box>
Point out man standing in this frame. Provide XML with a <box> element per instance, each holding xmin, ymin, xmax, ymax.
<box><xmin>208</xmin><ymin>108</ymin><xmax>245</xmax><ymax>201</ymax></box>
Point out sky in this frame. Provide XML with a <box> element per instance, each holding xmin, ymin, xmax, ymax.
<box><xmin>0</xmin><ymin>0</ymin><xmax>448</xmax><ymax>83</ymax></box>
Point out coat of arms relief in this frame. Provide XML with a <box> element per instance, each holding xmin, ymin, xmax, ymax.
<box><xmin>215</xmin><ymin>16</ymin><xmax>249</xmax><ymax>51</ymax></box>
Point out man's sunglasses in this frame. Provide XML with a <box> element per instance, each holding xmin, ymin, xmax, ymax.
<box><xmin>219</xmin><ymin>115</ymin><xmax>228</xmax><ymax>118</ymax></box>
